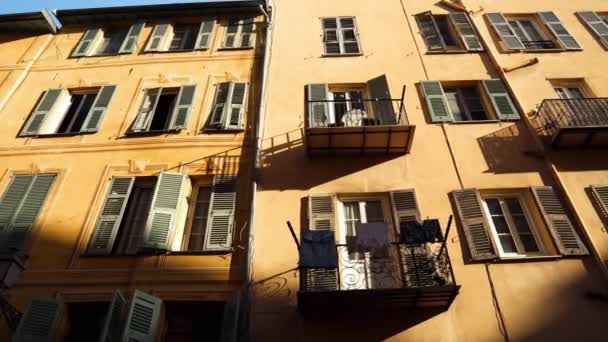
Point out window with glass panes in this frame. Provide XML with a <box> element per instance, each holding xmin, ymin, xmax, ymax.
<box><xmin>444</xmin><ymin>86</ymin><xmax>488</xmax><ymax>121</ymax></box>
<box><xmin>322</xmin><ymin>17</ymin><xmax>361</xmax><ymax>55</ymax></box>
<box><xmin>342</xmin><ymin>200</ymin><xmax>385</xmax><ymax>237</ymax></box>
<box><xmin>184</xmin><ymin>185</ymin><xmax>212</xmax><ymax>251</ymax></box>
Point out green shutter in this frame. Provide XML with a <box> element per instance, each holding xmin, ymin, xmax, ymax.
<box><xmin>306</xmin><ymin>84</ymin><xmax>329</xmax><ymax>128</ymax></box>
<box><xmin>225</xmin><ymin>83</ymin><xmax>247</xmax><ymax>129</ymax></box>
<box><xmin>449</xmin><ymin>13</ymin><xmax>484</xmax><ymax>51</ymax></box>
<box><xmin>121</xmin><ymin>290</ymin><xmax>162</xmax><ymax>342</ymax></box>
<box><xmin>195</xmin><ymin>18</ymin><xmax>216</xmax><ymax>49</ymax></box>
<box><xmin>169</xmin><ymin>85</ymin><xmax>197</xmax><ymax>130</ymax></box>
<box><xmin>0</xmin><ymin>175</ymin><xmax>33</xmax><ymax>232</ymax></box>
<box><xmin>72</xmin><ymin>28</ymin><xmax>101</xmax><ymax>57</ymax></box>
<box><xmin>145</xmin><ymin>24</ymin><xmax>169</xmax><ymax>52</ymax></box>
<box><xmin>209</xmin><ymin>83</ymin><xmax>230</xmax><ymax>128</ymax></box>
<box><xmin>203</xmin><ymin>175</ymin><xmax>237</xmax><ymax>250</ymax></box>
<box><xmin>20</xmin><ymin>89</ymin><xmax>63</xmax><ymax>136</ymax></box>
<box><xmin>538</xmin><ymin>12</ymin><xmax>581</xmax><ymax>50</ymax></box>
<box><xmin>99</xmin><ymin>290</ymin><xmax>127</xmax><ymax>342</ymax></box>
<box><xmin>482</xmin><ymin>79</ymin><xmax>520</xmax><ymax>120</ymax></box>
<box><xmin>87</xmin><ymin>177</ymin><xmax>135</xmax><ymax>255</ymax></box>
<box><xmin>143</xmin><ymin>172</ymin><xmax>187</xmax><ymax>250</ymax></box>
<box><xmin>451</xmin><ymin>189</ymin><xmax>497</xmax><ymax>261</ymax></box>
<box><xmin>390</xmin><ymin>189</ymin><xmax>420</xmax><ymax>225</ymax></box>
<box><xmin>81</xmin><ymin>85</ymin><xmax>117</xmax><ymax>132</ymax></box>
<box><xmin>220</xmin><ymin>290</ymin><xmax>242</xmax><ymax>342</ymax></box>
<box><xmin>12</xmin><ymin>297</ymin><xmax>61</xmax><ymax>342</ymax></box>
<box><xmin>421</xmin><ymin>81</ymin><xmax>453</xmax><ymax>122</ymax></box>
<box><xmin>486</xmin><ymin>13</ymin><xmax>525</xmax><ymax>50</ymax></box>
<box><xmin>119</xmin><ymin>21</ymin><xmax>145</xmax><ymax>54</ymax></box>
<box><xmin>577</xmin><ymin>11</ymin><xmax>608</xmax><ymax>48</ymax></box>
<box><xmin>308</xmin><ymin>194</ymin><xmax>334</xmax><ymax>231</ymax></box>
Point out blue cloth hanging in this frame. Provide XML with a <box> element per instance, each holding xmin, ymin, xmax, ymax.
<box><xmin>299</xmin><ymin>230</ymin><xmax>338</xmax><ymax>268</ymax></box>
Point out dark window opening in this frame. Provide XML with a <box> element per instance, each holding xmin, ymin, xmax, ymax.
<box><xmin>169</xmin><ymin>24</ymin><xmax>198</xmax><ymax>51</ymax></box>
<box><xmin>164</xmin><ymin>302</ymin><xmax>225</xmax><ymax>342</ymax></box>
<box><xmin>57</xmin><ymin>92</ymin><xmax>96</xmax><ymax>133</ymax></box>
<box><xmin>65</xmin><ymin>303</ymin><xmax>108</xmax><ymax>342</ymax></box>
<box><xmin>444</xmin><ymin>86</ymin><xmax>488</xmax><ymax>121</ymax></box>
<box><xmin>435</xmin><ymin>16</ymin><xmax>457</xmax><ymax>47</ymax></box>
<box><xmin>95</xmin><ymin>28</ymin><xmax>129</xmax><ymax>55</ymax></box>
<box><xmin>150</xmin><ymin>89</ymin><xmax>178</xmax><ymax>131</ymax></box>
<box><xmin>186</xmin><ymin>185</ymin><xmax>212</xmax><ymax>251</ymax></box>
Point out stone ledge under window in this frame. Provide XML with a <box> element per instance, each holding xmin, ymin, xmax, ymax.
<box><xmin>321</xmin><ymin>52</ymin><xmax>364</xmax><ymax>58</ymax></box>
<box><xmin>124</xmin><ymin>129</ymin><xmax>182</xmax><ymax>137</ymax></box>
<box><xmin>217</xmin><ymin>46</ymin><xmax>255</xmax><ymax>51</ymax></box>
<box><xmin>143</xmin><ymin>48</ymin><xmax>209</xmax><ymax>54</ymax></box>
<box><xmin>81</xmin><ymin>248</ymin><xmax>233</xmax><ymax>258</ymax></box>
<box><xmin>488</xmin><ymin>255</ymin><xmax>563</xmax><ymax>263</ymax></box>
<box><xmin>448</xmin><ymin>120</ymin><xmax>501</xmax><ymax>125</ymax></box>
<box><xmin>19</xmin><ymin>131</ymin><xmax>97</xmax><ymax>138</ymax></box>
<box><xmin>202</xmin><ymin>128</ymin><xmax>245</xmax><ymax>134</ymax></box>
<box><xmin>425</xmin><ymin>50</ymin><xmax>482</xmax><ymax>55</ymax></box>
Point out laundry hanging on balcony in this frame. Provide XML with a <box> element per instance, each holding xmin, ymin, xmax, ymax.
<box><xmin>400</xmin><ymin>219</ymin><xmax>443</xmax><ymax>244</ymax></box>
<box><xmin>354</xmin><ymin>222</ymin><xmax>390</xmax><ymax>257</ymax></box>
<box><xmin>299</xmin><ymin>230</ymin><xmax>338</xmax><ymax>268</ymax></box>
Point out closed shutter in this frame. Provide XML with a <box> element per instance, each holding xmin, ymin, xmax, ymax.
<box><xmin>538</xmin><ymin>12</ymin><xmax>581</xmax><ymax>50</ymax></box>
<box><xmin>308</xmin><ymin>194</ymin><xmax>334</xmax><ymax>231</ymax></box>
<box><xmin>400</xmin><ymin>245</ymin><xmax>437</xmax><ymax>287</ymax></box>
<box><xmin>576</xmin><ymin>11</ymin><xmax>608</xmax><ymax>48</ymax></box>
<box><xmin>87</xmin><ymin>177</ymin><xmax>135</xmax><ymax>255</ymax></box>
<box><xmin>239</xmin><ymin>18</ymin><xmax>255</xmax><ymax>48</ymax></box>
<box><xmin>209</xmin><ymin>83</ymin><xmax>230</xmax><ymax>128</ymax></box>
<box><xmin>119</xmin><ymin>21</ymin><xmax>145</xmax><ymax>54</ymax></box>
<box><xmin>367</xmin><ymin>75</ymin><xmax>396</xmax><ymax>125</ymax></box>
<box><xmin>143</xmin><ymin>172</ymin><xmax>188</xmax><ymax>250</ymax></box>
<box><xmin>306</xmin><ymin>83</ymin><xmax>329</xmax><ymax>128</ymax></box>
<box><xmin>145</xmin><ymin>24</ymin><xmax>170</xmax><ymax>51</ymax></box>
<box><xmin>590</xmin><ymin>185</ymin><xmax>608</xmax><ymax>221</ymax></box>
<box><xmin>169</xmin><ymin>84</ymin><xmax>197</xmax><ymax>130</ymax></box>
<box><xmin>131</xmin><ymin>88</ymin><xmax>161</xmax><ymax>132</ymax></box>
<box><xmin>203</xmin><ymin>175</ymin><xmax>237</xmax><ymax>251</ymax></box>
<box><xmin>81</xmin><ymin>85</ymin><xmax>117</xmax><ymax>132</ymax></box>
<box><xmin>482</xmin><ymin>79</ymin><xmax>520</xmax><ymax>120</ymax></box>
<box><xmin>225</xmin><ymin>83</ymin><xmax>247</xmax><ymax>129</ymax></box>
<box><xmin>99</xmin><ymin>290</ymin><xmax>127</xmax><ymax>342</ymax></box>
<box><xmin>121</xmin><ymin>290</ymin><xmax>162</xmax><ymax>342</ymax></box>
<box><xmin>449</xmin><ymin>12</ymin><xmax>484</xmax><ymax>51</ymax></box>
<box><xmin>531</xmin><ymin>186</ymin><xmax>588</xmax><ymax>256</ymax></box>
<box><xmin>12</xmin><ymin>297</ymin><xmax>61</xmax><ymax>342</ymax></box>
<box><xmin>486</xmin><ymin>13</ymin><xmax>525</xmax><ymax>50</ymax></box>
<box><xmin>451</xmin><ymin>189</ymin><xmax>497</xmax><ymax>261</ymax></box>
<box><xmin>20</xmin><ymin>89</ymin><xmax>64</xmax><ymax>136</ymax></box>
<box><xmin>195</xmin><ymin>18</ymin><xmax>216</xmax><ymax>49</ymax></box>
<box><xmin>72</xmin><ymin>28</ymin><xmax>101</xmax><ymax>57</ymax></box>
<box><xmin>421</xmin><ymin>81</ymin><xmax>453</xmax><ymax>122</ymax></box>
<box><xmin>414</xmin><ymin>12</ymin><xmax>445</xmax><ymax>51</ymax></box>
<box><xmin>390</xmin><ymin>190</ymin><xmax>421</xmax><ymax>227</ymax></box>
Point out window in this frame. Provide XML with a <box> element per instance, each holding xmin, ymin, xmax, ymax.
<box><xmin>168</xmin><ymin>24</ymin><xmax>198</xmax><ymax>51</ymax></box>
<box><xmin>554</xmin><ymin>85</ymin><xmax>586</xmax><ymax>100</ymax></box>
<box><xmin>444</xmin><ymin>86</ymin><xmax>488</xmax><ymax>121</ymax></box>
<box><xmin>207</xmin><ymin>82</ymin><xmax>248</xmax><ymax>130</ymax></box>
<box><xmin>507</xmin><ymin>18</ymin><xmax>554</xmax><ymax>49</ymax></box>
<box><xmin>129</xmin><ymin>85</ymin><xmax>196</xmax><ymax>133</ymax></box>
<box><xmin>322</xmin><ymin>17</ymin><xmax>361</xmax><ymax>55</ymax></box>
<box><xmin>72</xmin><ymin>22</ymin><xmax>145</xmax><ymax>57</ymax></box>
<box><xmin>415</xmin><ymin>12</ymin><xmax>483</xmax><ymax>52</ymax></box>
<box><xmin>20</xmin><ymin>86</ymin><xmax>116</xmax><ymax>136</ymax></box>
<box><xmin>183</xmin><ymin>184</ymin><xmax>212</xmax><ymax>251</ymax></box>
<box><xmin>576</xmin><ymin>11</ymin><xmax>608</xmax><ymax>48</ymax></box>
<box><xmin>223</xmin><ymin>18</ymin><xmax>256</xmax><ymax>49</ymax></box>
<box><xmin>328</xmin><ymin>89</ymin><xmax>365</xmax><ymax>126</ymax></box>
<box><xmin>145</xmin><ymin>19</ymin><xmax>215</xmax><ymax>52</ymax></box>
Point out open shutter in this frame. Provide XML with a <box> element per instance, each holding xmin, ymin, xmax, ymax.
<box><xmin>81</xmin><ymin>85</ymin><xmax>117</xmax><ymax>132</ymax></box>
<box><xmin>99</xmin><ymin>290</ymin><xmax>127</xmax><ymax>342</ymax></box>
<box><xmin>145</xmin><ymin>24</ymin><xmax>170</xmax><ymax>52</ymax></box>
<box><xmin>449</xmin><ymin>12</ymin><xmax>484</xmax><ymax>51</ymax></box>
<box><xmin>486</xmin><ymin>13</ymin><xmax>525</xmax><ymax>50</ymax></box>
<box><xmin>451</xmin><ymin>189</ymin><xmax>497</xmax><ymax>261</ymax></box>
<box><xmin>122</xmin><ymin>290</ymin><xmax>162</xmax><ymax>342</ymax></box>
<box><xmin>220</xmin><ymin>290</ymin><xmax>242</xmax><ymax>342</ymax></box>
<box><xmin>119</xmin><ymin>21</ymin><xmax>145</xmax><ymax>54</ymax></box>
<box><xmin>20</xmin><ymin>89</ymin><xmax>64</xmax><ymax>136</ymax></box>
<box><xmin>308</xmin><ymin>194</ymin><xmax>334</xmax><ymax>231</ymax></box>
<box><xmin>12</xmin><ymin>297</ymin><xmax>61</xmax><ymax>342</ymax></box>
<box><xmin>226</xmin><ymin>83</ymin><xmax>247</xmax><ymax>129</ymax></box>
<box><xmin>0</xmin><ymin>175</ymin><xmax>33</xmax><ymax>232</ymax></box>
<box><xmin>195</xmin><ymin>18</ymin><xmax>216</xmax><ymax>49</ymax></box>
<box><xmin>239</xmin><ymin>18</ymin><xmax>255</xmax><ymax>48</ymax></box>
<box><xmin>538</xmin><ymin>12</ymin><xmax>581</xmax><ymax>50</ymax></box>
<box><xmin>576</xmin><ymin>11</ymin><xmax>608</xmax><ymax>48</ymax></box>
<box><xmin>531</xmin><ymin>186</ymin><xmax>588</xmax><ymax>256</ymax></box>
<box><xmin>143</xmin><ymin>172</ymin><xmax>187</xmax><ymax>250</ymax></box>
<box><xmin>590</xmin><ymin>185</ymin><xmax>608</xmax><ymax>222</ymax></box>
<box><xmin>169</xmin><ymin>85</ymin><xmax>197</xmax><ymax>130</ymax></box>
<box><xmin>209</xmin><ymin>83</ymin><xmax>230</xmax><ymax>128</ymax></box>
<box><xmin>390</xmin><ymin>190</ymin><xmax>421</xmax><ymax>228</ymax></box>
<box><xmin>415</xmin><ymin>12</ymin><xmax>445</xmax><ymax>51</ymax></box>
<box><xmin>72</xmin><ymin>28</ymin><xmax>101</xmax><ymax>57</ymax></box>
<box><xmin>203</xmin><ymin>175</ymin><xmax>237</xmax><ymax>251</ymax></box>
<box><xmin>131</xmin><ymin>88</ymin><xmax>161</xmax><ymax>132</ymax></box>
<box><xmin>482</xmin><ymin>79</ymin><xmax>520</xmax><ymax>120</ymax></box>
<box><xmin>367</xmin><ymin>75</ymin><xmax>396</xmax><ymax>125</ymax></box>
<box><xmin>87</xmin><ymin>177</ymin><xmax>134</xmax><ymax>255</ymax></box>
<box><xmin>306</xmin><ymin>83</ymin><xmax>329</xmax><ymax>128</ymax></box>
<box><xmin>421</xmin><ymin>81</ymin><xmax>453</xmax><ymax>122</ymax></box>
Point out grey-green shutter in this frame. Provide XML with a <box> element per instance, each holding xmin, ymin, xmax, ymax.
<box><xmin>12</xmin><ymin>297</ymin><xmax>61</xmax><ymax>342</ymax></box>
<box><xmin>146</xmin><ymin>24</ymin><xmax>169</xmax><ymax>51</ymax></box>
<box><xmin>306</xmin><ymin>84</ymin><xmax>329</xmax><ymax>128</ymax></box>
<box><xmin>121</xmin><ymin>290</ymin><xmax>162</xmax><ymax>342</ymax></box>
<box><xmin>308</xmin><ymin>194</ymin><xmax>334</xmax><ymax>231</ymax></box>
<box><xmin>367</xmin><ymin>75</ymin><xmax>396</xmax><ymax>125</ymax></box>
<box><xmin>119</xmin><ymin>21</ymin><xmax>145</xmax><ymax>54</ymax></box>
<box><xmin>73</xmin><ymin>28</ymin><xmax>101</xmax><ymax>57</ymax></box>
<box><xmin>195</xmin><ymin>18</ymin><xmax>216</xmax><ymax>49</ymax></box>
<box><xmin>538</xmin><ymin>12</ymin><xmax>581</xmax><ymax>50</ymax></box>
<box><xmin>98</xmin><ymin>290</ymin><xmax>127</xmax><ymax>342</ymax></box>
<box><xmin>87</xmin><ymin>177</ymin><xmax>135</xmax><ymax>255</ymax></box>
<box><xmin>482</xmin><ymin>79</ymin><xmax>520</xmax><ymax>120</ymax></box>
<box><xmin>449</xmin><ymin>13</ymin><xmax>484</xmax><ymax>51</ymax></box>
<box><xmin>531</xmin><ymin>186</ymin><xmax>588</xmax><ymax>256</ymax></box>
<box><xmin>415</xmin><ymin>11</ymin><xmax>445</xmax><ymax>51</ymax></box>
<box><xmin>0</xmin><ymin>175</ymin><xmax>33</xmax><ymax>232</ymax></box>
<box><xmin>209</xmin><ymin>83</ymin><xmax>230</xmax><ymax>128</ymax></box>
<box><xmin>421</xmin><ymin>81</ymin><xmax>453</xmax><ymax>123</ymax></box>
<box><xmin>451</xmin><ymin>189</ymin><xmax>497</xmax><ymax>261</ymax></box>
<box><xmin>486</xmin><ymin>13</ymin><xmax>525</xmax><ymax>50</ymax></box>
<box><xmin>590</xmin><ymin>185</ymin><xmax>608</xmax><ymax>222</ymax></box>
<box><xmin>390</xmin><ymin>190</ymin><xmax>421</xmax><ymax>226</ymax></box>
<box><xmin>576</xmin><ymin>11</ymin><xmax>608</xmax><ymax>48</ymax></box>
<box><xmin>226</xmin><ymin>83</ymin><xmax>247</xmax><ymax>129</ymax></box>
<box><xmin>21</xmin><ymin>89</ymin><xmax>63</xmax><ymax>136</ymax></box>
<box><xmin>239</xmin><ymin>18</ymin><xmax>255</xmax><ymax>48</ymax></box>
<box><xmin>220</xmin><ymin>290</ymin><xmax>242</xmax><ymax>342</ymax></box>
<box><xmin>169</xmin><ymin>84</ymin><xmax>197</xmax><ymax>130</ymax></box>
<box><xmin>81</xmin><ymin>85</ymin><xmax>117</xmax><ymax>132</ymax></box>
<box><xmin>203</xmin><ymin>175</ymin><xmax>237</xmax><ymax>250</ymax></box>
<box><xmin>143</xmin><ymin>172</ymin><xmax>187</xmax><ymax>250</ymax></box>
<box><xmin>131</xmin><ymin>88</ymin><xmax>161</xmax><ymax>132</ymax></box>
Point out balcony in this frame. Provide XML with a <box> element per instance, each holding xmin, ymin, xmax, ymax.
<box><xmin>305</xmin><ymin>89</ymin><xmax>415</xmax><ymax>156</ymax></box>
<box><xmin>298</xmin><ymin>242</ymin><xmax>459</xmax><ymax>318</ymax></box>
<box><xmin>533</xmin><ymin>98</ymin><xmax>608</xmax><ymax>149</ymax></box>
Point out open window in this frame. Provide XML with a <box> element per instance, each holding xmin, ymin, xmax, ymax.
<box><xmin>145</xmin><ymin>19</ymin><xmax>216</xmax><ymax>52</ymax></box>
<box><xmin>415</xmin><ymin>11</ymin><xmax>483</xmax><ymax>52</ymax></box>
<box><xmin>206</xmin><ymin>82</ymin><xmax>248</xmax><ymax>131</ymax></box>
<box><xmin>128</xmin><ymin>85</ymin><xmax>196</xmax><ymax>134</ymax></box>
<box><xmin>72</xmin><ymin>22</ymin><xmax>145</xmax><ymax>57</ymax></box>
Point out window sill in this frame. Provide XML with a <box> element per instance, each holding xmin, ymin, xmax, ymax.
<box><xmin>425</xmin><ymin>50</ymin><xmax>484</xmax><ymax>54</ymax></box>
<box><xmin>203</xmin><ymin>128</ymin><xmax>245</xmax><ymax>134</ymax></box>
<box><xmin>449</xmin><ymin>120</ymin><xmax>501</xmax><ymax>125</ymax></box>
<box><xmin>82</xmin><ymin>249</ymin><xmax>233</xmax><ymax>257</ymax></box>
<box><xmin>506</xmin><ymin>48</ymin><xmax>571</xmax><ymax>53</ymax></box>
<box><xmin>19</xmin><ymin>131</ymin><xmax>96</xmax><ymax>138</ymax></box>
<box><xmin>143</xmin><ymin>48</ymin><xmax>209</xmax><ymax>54</ymax></box>
<box><xmin>491</xmin><ymin>255</ymin><xmax>562</xmax><ymax>263</ymax></box>
<box><xmin>321</xmin><ymin>53</ymin><xmax>364</xmax><ymax>58</ymax></box>
<box><xmin>217</xmin><ymin>46</ymin><xmax>255</xmax><ymax>51</ymax></box>
<box><xmin>124</xmin><ymin>129</ymin><xmax>182</xmax><ymax>137</ymax></box>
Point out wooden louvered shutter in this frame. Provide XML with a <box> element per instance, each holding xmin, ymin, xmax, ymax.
<box><xmin>81</xmin><ymin>85</ymin><xmax>117</xmax><ymax>132</ymax></box>
<box><xmin>144</xmin><ymin>172</ymin><xmax>188</xmax><ymax>250</ymax></box>
<box><xmin>72</xmin><ymin>28</ymin><xmax>101</xmax><ymax>57</ymax></box>
<box><xmin>538</xmin><ymin>12</ymin><xmax>581</xmax><ymax>50</ymax></box>
<box><xmin>225</xmin><ymin>83</ymin><xmax>247</xmax><ymax>129</ymax></box>
<box><xmin>486</xmin><ymin>13</ymin><xmax>525</xmax><ymax>50</ymax></box>
<box><xmin>577</xmin><ymin>11</ymin><xmax>608</xmax><ymax>48</ymax></box>
<box><xmin>451</xmin><ymin>189</ymin><xmax>497</xmax><ymax>261</ymax></box>
<box><xmin>169</xmin><ymin>85</ymin><xmax>197</xmax><ymax>130</ymax></box>
<box><xmin>367</xmin><ymin>75</ymin><xmax>396</xmax><ymax>125</ymax></box>
<box><xmin>400</xmin><ymin>245</ymin><xmax>436</xmax><ymax>287</ymax></box>
<box><xmin>195</xmin><ymin>18</ymin><xmax>216</xmax><ymax>49</ymax></box>
<box><xmin>531</xmin><ymin>186</ymin><xmax>588</xmax><ymax>256</ymax></box>
<box><xmin>415</xmin><ymin>12</ymin><xmax>445</xmax><ymax>51</ymax></box>
<box><xmin>390</xmin><ymin>190</ymin><xmax>421</xmax><ymax>227</ymax></box>
<box><xmin>0</xmin><ymin>175</ymin><xmax>32</xmax><ymax>233</ymax></box>
<box><xmin>121</xmin><ymin>290</ymin><xmax>162</xmax><ymax>342</ymax></box>
<box><xmin>239</xmin><ymin>18</ymin><xmax>255</xmax><ymax>48</ymax></box>
<box><xmin>204</xmin><ymin>175</ymin><xmax>237</xmax><ymax>251</ymax></box>
<box><xmin>302</xmin><ymin>268</ymin><xmax>338</xmax><ymax>291</ymax></box>
<box><xmin>99</xmin><ymin>290</ymin><xmax>127</xmax><ymax>342</ymax></box>
<box><xmin>590</xmin><ymin>185</ymin><xmax>608</xmax><ymax>222</ymax></box>
<box><xmin>20</xmin><ymin>89</ymin><xmax>64</xmax><ymax>136</ymax></box>
<box><xmin>449</xmin><ymin>13</ymin><xmax>484</xmax><ymax>51</ymax></box>
<box><xmin>421</xmin><ymin>81</ymin><xmax>453</xmax><ymax>122</ymax></box>
<box><xmin>12</xmin><ymin>297</ymin><xmax>61</xmax><ymax>342</ymax></box>
<box><xmin>87</xmin><ymin>177</ymin><xmax>135</xmax><ymax>255</ymax></box>
<box><xmin>220</xmin><ymin>290</ymin><xmax>242</xmax><ymax>342</ymax></box>
<box><xmin>209</xmin><ymin>82</ymin><xmax>230</xmax><ymax>128</ymax></box>
<box><xmin>482</xmin><ymin>79</ymin><xmax>520</xmax><ymax>120</ymax></box>
<box><xmin>119</xmin><ymin>21</ymin><xmax>145</xmax><ymax>54</ymax></box>
<box><xmin>145</xmin><ymin>24</ymin><xmax>170</xmax><ymax>52</ymax></box>
<box><xmin>223</xmin><ymin>19</ymin><xmax>240</xmax><ymax>48</ymax></box>
<box><xmin>308</xmin><ymin>194</ymin><xmax>334</xmax><ymax>231</ymax></box>
<box><xmin>131</xmin><ymin>88</ymin><xmax>161</xmax><ymax>132</ymax></box>
<box><xmin>306</xmin><ymin>84</ymin><xmax>329</xmax><ymax>128</ymax></box>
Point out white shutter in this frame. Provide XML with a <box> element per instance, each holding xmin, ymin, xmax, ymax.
<box><xmin>81</xmin><ymin>85</ymin><xmax>117</xmax><ymax>132</ymax></box>
<box><xmin>169</xmin><ymin>84</ymin><xmax>197</xmax><ymax>130</ymax></box>
<box><xmin>72</xmin><ymin>28</ymin><xmax>101</xmax><ymax>57</ymax></box>
<box><xmin>20</xmin><ymin>89</ymin><xmax>66</xmax><ymax>136</ymax></box>
<box><xmin>119</xmin><ymin>21</ymin><xmax>146</xmax><ymax>54</ymax></box>
<box><xmin>308</xmin><ymin>194</ymin><xmax>334</xmax><ymax>231</ymax></box>
<box><xmin>225</xmin><ymin>83</ymin><xmax>247</xmax><ymax>129</ymax></box>
<box><xmin>306</xmin><ymin>83</ymin><xmax>329</xmax><ymax>128</ymax></box>
<box><xmin>203</xmin><ymin>175</ymin><xmax>238</xmax><ymax>250</ymax></box>
<box><xmin>538</xmin><ymin>12</ymin><xmax>581</xmax><ymax>50</ymax></box>
<box><xmin>145</xmin><ymin>24</ymin><xmax>171</xmax><ymax>52</ymax></box>
<box><xmin>195</xmin><ymin>18</ymin><xmax>216</xmax><ymax>49</ymax></box>
<box><xmin>121</xmin><ymin>290</ymin><xmax>162</xmax><ymax>342</ymax></box>
<box><xmin>131</xmin><ymin>88</ymin><xmax>161</xmax><ymax>132</ymax></box>
<box><xmin>209</xmin><ymin>82</ymin><xmax>230</xmax><ymax>128</ymax></box>
<box><xmin>98</xmin><ymin>290</ymin><xmax>127</xmax><ymax>342</ymax></box>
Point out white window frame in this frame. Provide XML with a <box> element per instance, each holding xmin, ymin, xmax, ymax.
<box><xmin>167</xmin><ymin>24</ymin><xmax>197</xmax><ymax>51</ymax></box>
<box><xmin>181</xmin><ymin>180</ymin><xmax>213</xmax><ymax>251</ymax></box>
<box><xmin>39</xmin><ymin>89</ymin><xmax>102</xmax><ymax>135</ymax></box>
<box><xmin>327</xmin><ymin>88</ymin><xmax>366</xmax><ymax>125</ymax></box>
<box><xmin>322</xmin><ymin>17</ymin><xmax>361</xmax><ymax>55</ymax></box>
<box><xmin>507</xmin><ymin>18</ymin><xmax>547</xmax><ymax>44</ymax></box>
<box><xmin>553</xmin><ymin>84</ymin><xmax>587</xmax><ymax>99</ymax></box>
<box><xmin>134</xmin><ymin>87</ymin><xmax>180</xmax><ymax>132</ymax></box>
<box><xmin>92</xmin><ymin>27</ymin><xmax>128</xmax><ymax>55</ymax></box>
<box><xmin>444</xmin><ymin>86</ymin><xmax>488</xmax><ymax>122</ymax></box>
<box><xmin>336</xmin><ymin>196</ymin><xmax>394</xmax><ymax>244</ymax></box>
